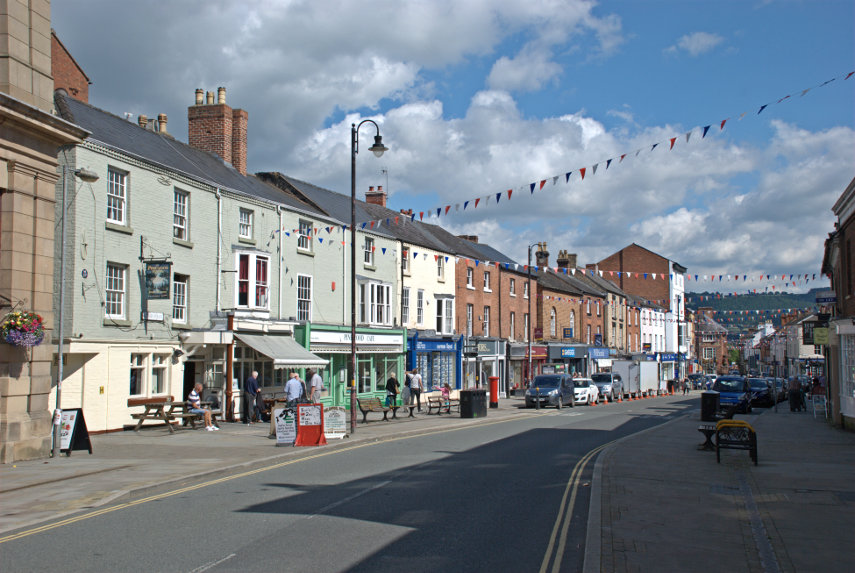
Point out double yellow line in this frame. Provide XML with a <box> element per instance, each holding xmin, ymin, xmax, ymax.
<box><xmin>539</xmin><ymin>440</ymin><xmax>613</xmax><ymax>573</ymax></box>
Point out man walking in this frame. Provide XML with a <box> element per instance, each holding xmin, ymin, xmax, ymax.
<box><xmin>410</xmin><ymin>368</ymin><xmax>424</xmax><ymax>412</ymax></box>
<box><xmin>308</xmin><ymin>369</ymin><xmax>325</xmax><ymax>403</ymax></box>
<box><xmin>244</xmin><ymin>370</ymin><xmax>261</xmax><ymax>424</ymax></box>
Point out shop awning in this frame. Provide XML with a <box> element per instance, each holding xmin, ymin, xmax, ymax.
<box><xmin>235</xmin><ymin>334</ymin><xmax>328</xmax><ymax>369</ymax></box>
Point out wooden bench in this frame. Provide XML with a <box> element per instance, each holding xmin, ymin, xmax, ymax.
<box><xmin>716</xmin><ymin>419</ymin><xmax>758</xmax><ymax>465</ymax></box>
<box><xmin>427</xmin><ymin>394</ymin><xmax>460</xmax><ymax>415</ymax></box>
<box><xmin>175</xmin><ymin>407</ymin><xmax>223</xmax><ymax>429</ymax></box>
<box><xmin>356</xmin><ymin>397</ymin><xmax>392</xmax><ymax>422</ymax></box>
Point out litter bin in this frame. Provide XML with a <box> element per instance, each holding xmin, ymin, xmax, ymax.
<box><xmin>460</xmin><ymin>388</ymin><xmax>487</xmax><ymax>418</ymax></box>
<box><xmin>701</xmin><ymin>391</ymin><xmax>720</xmax><ymax>421</ymax></box>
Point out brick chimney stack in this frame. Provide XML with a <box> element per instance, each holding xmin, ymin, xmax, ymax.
<box><xmin>535</xmin><ymin>242</ymin><xmax>549</xmax><ymax>268</ymax></box>
<box><xmin>556</xmin><ymin>250</ymin><xmax>577</xmax><ymax>269</ymax></box>
<box><xmin>188</xmin><ymin>87</ymin><xmax>248</xmax><ymax>175</ymax></box>
<box><xmin>457</xmin><ymin>235</ymin><xmax>479</xmax><ymax>243</ymax></box>
<box><xmin>365</xmin><ymin>185</ymin><xmax>387</xmax><ymax>207</ymax></box>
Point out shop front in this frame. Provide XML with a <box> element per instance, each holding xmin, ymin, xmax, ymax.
<box><xmin>408</xmin><ymin>332</ymin><xmax>462</xmax><ymax>392</ymax></box>
<box><xmin>508</xmin><ymin>343</ymin><xmax>547</xmax><ymax>392</ymax></box>
<box><xmin>548</xmin><ymin>344</ymin><xmax>589</xmax><ymax>377</ymax></box>
<box><xmin>658</xmin><ymin>353</ymin><xmax>679</xmax><ymax>382</ymax></box>
<box><xmin>589</xmin><ymin>347</ymin><xmax>611</xmax><ymax>373</ymax></box>
<box><xmin>463</xmin><ymin>338</ymin><xmax>506</xmax><ymax>393</ymax></box>
<box><xmin>295</xmin><ymin>324</ymin><xmax>407</xmax><ymax>408</ymax></box>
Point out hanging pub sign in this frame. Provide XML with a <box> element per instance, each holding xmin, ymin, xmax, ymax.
<box><xmin>144</xmin><ymin>261</ymin><xmax>172</xmax><ymax>299</ymax></box>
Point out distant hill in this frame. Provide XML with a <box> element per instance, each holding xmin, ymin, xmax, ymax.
<box><xmin>686</xmin><ymin>288</ymin><xmax>825</xmax><ymax>330</ymax></box>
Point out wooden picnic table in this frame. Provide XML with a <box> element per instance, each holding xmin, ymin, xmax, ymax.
<box><xmin>131</xmin><ymin>400</ymin><xmax>220</xmax><ymax>432</ymax></box>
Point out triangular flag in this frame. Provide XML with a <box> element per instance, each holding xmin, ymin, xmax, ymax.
<box><xmin>685</xmin><ymin>131</ymin><xmax>692</xmax><ymax>143</ymax></box>
<box><xmin>620</xmin><ymin>154</ymin><xmax>626</xmax><ymax>162</ymax></box>
<box><xmin>606</xmin><ymin>158</ymin><xmax>612</xmax><ymax>169</ymax></box>
<box><xmin>720</xmin><ymin>119</ymin><xmax>727</xmax><ymax>130</ymax></box>
<box><xmin>507</xmin><ymin>189</ymin><xmax>513</xmax><ymax>200</ymax></box>
<box><xmin>669</xmin><ymin>137</ymin><xmax>676</xmax><ymax>150</ymax></box>
<box><xmin>381</xmin><ymin>247</ymin><xmax>386</xmax><ymax>254</ymax></box>
<box><xmin>530</xmin><ymin>182</ymin><xmax>536</xmax><ymax>193</ymax></box>
<box><xmin>702</xmin><ymin>125</ymin><xmax>711</xmax><ymax>138</ymax></box>
<box><xmin>565</xmin><ymin>172</ymin><xmax>573</xmax><ymax>183</ymax></box>
<box><xmin>495</xmin><ymin>192</ymin><xmax>501</xmax><ymax>204</ymax></box>
<box><xmin>758</xmin><ymin>104</ymin><xmax>767</xmax><ymax>114</ymax></box>
<box><xmin>592</xmin><ymin>164</ymin><xmax>598</xmax><ymax>175</ymax></box>
<box><xmin>445</xmin><ymin>205</ymin><xmax>451</xmax><ymax>215</ymax></box>
<box><xmin>464</xmin><ymin>200</ymin><xmax>469</xmax><ymax>210</ymax></box>
<box><xmin>475</xmin><ymin>198</ymin><xmax>480</xmax><ymax>208</ymax></box>
<box><xmin>580</xmin><ymin>167</ymin><xmax>587</xmax><ymax>180</ymax></box>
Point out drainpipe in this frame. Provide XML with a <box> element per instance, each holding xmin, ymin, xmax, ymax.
<box><xmin>216</xmin><ymin>189</ymin><xmax>222</xmax><ymax>312</ymax></box>
<box><xmin>278</xmin><ymin>205</ymin><xmax>284</xmax><ymax>319</ymax></box>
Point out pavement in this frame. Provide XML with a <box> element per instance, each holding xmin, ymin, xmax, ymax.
<box><xmin>2</xmin><ymin>393</ymin><xmax>853</xmax><ymax>573</ymax></box>
<box><xmin>588</xmin><ymin>397</ymin><xmax>855</xmax><ymax>573</ymax></box>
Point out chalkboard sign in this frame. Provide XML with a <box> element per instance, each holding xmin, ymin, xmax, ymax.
<box><xmin>59</xmin><ymin>408</ymin><xmax>92</xmax><ymax>456</ymax></box>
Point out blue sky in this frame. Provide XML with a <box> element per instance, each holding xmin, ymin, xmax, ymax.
<box><xmin>54</xmin><ymin>0</ymin><xmax>854</xmax><ymax>294</ymax></box>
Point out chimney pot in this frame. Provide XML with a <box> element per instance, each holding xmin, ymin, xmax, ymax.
<box><xmin>369</xmin><ymin>186</ymin><xmax>374</xmax><ymax>192</ymax></box>
<box><xmin>206</xmin><ymin>91</ymin><xmax>214</xmax><ymax>104</ymax></box>
<box><xmin>378</xmin><ymin>185</ymin><xmax>383</xmax><ymax>192</ymax></box>
<box><xmin>217</xmin><ymin>87</ymin><xmax>226</xmax><ymax>105</ymax></box>
<box><xmin>195</xmin><ymin>89</ymin><xmax>203</xmax><ymax>105</ymax></box>
<box><xmin>157</xmin><ymin>113</ymin><xmax>168</xmax><ymax>134</ymax></box>
<box><xmin>138</xmin><ymin>114</ymin><xmax>148</xmax><ymax>128</ymax></box>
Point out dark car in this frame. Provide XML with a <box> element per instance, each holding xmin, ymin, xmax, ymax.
<box><xmin>774</xmin><ymin>378</ymin><xmax>786</xmax><ymax>402</ymax></box>
<box><xmin>748</xmin><ymin>378</ymin><xmax>775</xmax><ymax>407</ymax></box>
<box><xmin>525</xmin><ymin>374</ymin><xmax>574</xmax><ymax>409</ymax></box>
<box><xmin>712</xmin><ymin>375</ymin><xmax>752</xmax><ymax>413</ymax></box>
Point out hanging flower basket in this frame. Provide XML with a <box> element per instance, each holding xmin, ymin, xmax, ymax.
<box><xmin>1</xmin><ymin>310</ymin><xmax>45</xmax><ymax>348</ymax></box>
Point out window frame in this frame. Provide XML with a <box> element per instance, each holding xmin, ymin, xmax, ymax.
<box><xmin>402</xmin><ymin>286</ymin><xmax>410</xmax><ymax>324</ymax></box>
<box><xmin>297</xmin><ymin>219</ymin><xmax>313</xmax><ymax>252</ymax></box>
<box><xmin>236</xmin><ymin>252</ymin><xmax>270</xmax><ymax>310</ymax></box>
<box><xmin>483</xmin><ymin>306</ymin><xmax>491</xmax><ymax>337</ymax></box>
<box><xmin>416</xmin><ymin>290</ymin><xmax>424</xmax><ymax>325</ymax></box>
<box><xmin>106</xmin><ymin>167</ymin><xmax>127</xmax><ymax>225</ymax></box>
<box><xmin>239</xmin><ymin>208</ymin><xmax>254</xmax><ymax>240</ymax></box>
<box><xmin>297</xmin><ymin>274</ymin><xmax>313</xmax><ymax>321</ymax></box>
<box><xmin>105</xmin><ymin>262</ymin><xmax>126</xmax><ymax>319</ymax></box>
<box><xmin>509</xmin><ymin>278</ymin><xmax>516</xmax><ymax>297</ymax></box>
<box><xmin>173</xmin><ymin>188</ymin><xmax>189</xmax><ymax>241</ymax></box>
<box><xmin>172</xmin><ymin>274</ymin><xmax>188</xmax><ymax>324</ymax></box>
<box><xmin>466</xmin><ymin>267</ymin><xmax>474</xmax><ymax>289</ymax></box>
<box><xmin>483</xmin><ymin>271</ymin><xmax>491</xmax><ymax>292</ymax></box>
<box><xmin>437</xmin><ymin>256</ymin><xmax>445</xmax><ymax>280</ymax></box>
<box><xmin>364</xmin><ymin>237</ymin><xmax>375</xmax><ymax>267</ymax></box>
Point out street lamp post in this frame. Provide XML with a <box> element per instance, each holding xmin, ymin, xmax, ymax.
<box><xmin>527</xmin><ymin>243</ymin><xmax>539</xmax><ymax>409</ymax></box>
<box><xmin>350</xmin><ymin>120</ymin><xmax>387</xmax><ymax>435</ymax></box>
<box><xmin>53</xmin><ymin>165</ymin><xmax>99</xmax><ymax>457</ymax></box>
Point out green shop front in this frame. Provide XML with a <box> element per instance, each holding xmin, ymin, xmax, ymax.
<box><xmin>294</xmin><ymin>324</ymin><xmax>407</xmax><ymax>408</ymax></box>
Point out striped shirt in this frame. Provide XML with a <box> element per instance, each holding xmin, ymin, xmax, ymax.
<box><xmin>188</xmin><ymin>388</ymin><xmax>201</xmax><ymax>408</ymax></box>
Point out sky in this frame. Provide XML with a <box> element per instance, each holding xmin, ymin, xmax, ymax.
<box><xmin>53</xmin><ymin>0</ymin><xmax>855</xmax><ymax>295</ymax></box>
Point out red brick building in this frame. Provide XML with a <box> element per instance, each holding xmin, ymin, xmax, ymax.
<box><xmin>51</xmin><ymin>31</ymin><xmax>89</xmax><ymax>103</ymax></box>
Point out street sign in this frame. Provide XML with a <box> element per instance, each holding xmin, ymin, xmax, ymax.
<box><xmin>816</xmin><ymin>290</ymin><xmax>837</xmax><ymax>303</ymax></box>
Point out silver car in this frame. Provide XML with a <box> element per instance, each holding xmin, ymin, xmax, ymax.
<box><xmin>591</xmin><ymin>372</ymin><xmax>622</xmax><ymax>401</ymax></box>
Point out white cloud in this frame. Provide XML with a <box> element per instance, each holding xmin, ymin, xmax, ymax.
<box><xmin>487</xmin><ymin>48</ymin><xmax>562</xmax><ymax>92</ymax></box>
<box><xmin>665</xmin><ymin>32</ymin><xmax>725</xmax><ymax>56</ymax></box>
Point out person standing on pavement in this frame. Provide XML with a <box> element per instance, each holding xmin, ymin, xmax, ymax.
<box><xmin>402</xmin><ymin>370</ymin><xmax>412</xmax><ymax>406</ymax></box>
<box><xmin>410</xmin><ymin>368</ymin><xmax>424</xmax><ymax>412</ymax></box>
<box><xmin>188</xmin><ymin>382</ymin><xmax>218</xmax><ymax>431</ymax></box>
<box><xmin>787</xmin><ymin>377</ymin><xmax>803</xmax><ymax>411</ymax></box>
<box><xmin>244</xmin><ymin>370</ymin><xmax>261</xmax><ymax>424</ymax></box>
<box><xmin>385</xmin><ymin>372</ymin><xmax>400</xmax><ymax>407</ymax></box>
<box><xmin>308</xmin><ymin>369</ymin><xmax>325</xmax><ymax>403</ymax></box>
<box><xmin>285</xmin><ymin>372</ymin><xmax>303</xmax><ymax>408</ymax></box>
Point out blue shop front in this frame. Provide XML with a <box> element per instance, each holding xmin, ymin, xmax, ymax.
<box><xmin>408</xmin><ymin>332</ymin><xmax>462</xmax><ymax>391</ymax></box>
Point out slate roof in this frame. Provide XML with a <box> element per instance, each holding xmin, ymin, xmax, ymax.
<box><xmin>54</xmin><ymin>92</ymin><xmax>326</xmax><ymax>217</ymax></box>
<box><xmin>260</xmin><ymin>172</ymin><xmax>520</xmax><ymax>265</ymax></box>
<box><xmin>697</xmin><ymin>314</ymin><xmax>728</xmax><ymax>334</ymax></box>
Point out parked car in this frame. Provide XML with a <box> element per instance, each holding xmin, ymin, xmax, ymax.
<box><xmin>687</xmin><ymin>373</ymin><xmax>705</xmax><ymax>389</ymax></box>
<box><xmin>572</xmin><ymin>378</ymin><xmax>600</xmax><ymax>405</ymax></box>
<box><xmin>525</xmin><ymin>374</ymin><xmax>575</xmax><ymax>409</ymax></box>
<box><xmin>591</xmin><ymin>372</ymin><xmax>623</xmax><ymax>401</ymax></box>
<box><xmin>748</xmin><ymin>377</ymin><xmax>775</xmax><ymax>407</ymax></box>
<box><xmin>713</xmin><ymin>375</ymin><xmax>752</xmax><ymax>413</ymax></box>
